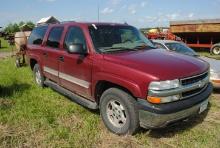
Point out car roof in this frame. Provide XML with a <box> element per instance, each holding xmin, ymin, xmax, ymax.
<box><xmin>37</xmin><ymin>21</ymin><xmax>129</xmax><ymax>28</ymax></box>
<box><xmin>152</xmin><ymin>40</ymin><xmax>180</xmax><ymax>44</ymax></box>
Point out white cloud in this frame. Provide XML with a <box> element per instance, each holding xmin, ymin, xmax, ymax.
<box><xmin>128</xmin><ymin>5</ymin><xmax>137</xmax><ymax>14</ymax></box>
<box><xmin>141</xmin><ymin>1</ymin><xmax>147</xmax><ymax>7</ymax></box>
<box><xmin>166</xmin><ymin>13</ymin><xmax>179</xmax><ymax>20</ymax></box>
<box><xmin>101</xmin><ymin>7</ymin><xmax>114</xmax><ymax>14</ymax></box>
<box><xmin>188</xmin><ymin>13</ymin><xmax>194</xmax><ymax>18</ymax></box>
<box><xmin>110</xmin><ymin>0</ymin><xmax>122</xmax><ymax>5</ymax></box>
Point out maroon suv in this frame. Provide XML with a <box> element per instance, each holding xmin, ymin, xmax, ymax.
<box><xmin>27</xmin><ymin>22</ymin><xmax>212</xmax><ymax>135</ymax></box>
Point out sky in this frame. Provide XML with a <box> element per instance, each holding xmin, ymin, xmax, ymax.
<box><xmin>0</xmin><ymin>0</ymin><xmax>220</xmax><ymax>28</ymax></box>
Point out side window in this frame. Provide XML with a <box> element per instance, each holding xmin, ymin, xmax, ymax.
<box><xmin>46</xmin><ymin>27</ymin><xmax>64</xmax><ymax>48</ymax></box>
<box><xmin>28</xmin><ymin>26</ymin><xmax>48</xmax><ymax>45</ymax></box>
<box><xmin>64</xmin><ymin>27</ymin><xmax>86</xmax><ymax>51</ymax></box>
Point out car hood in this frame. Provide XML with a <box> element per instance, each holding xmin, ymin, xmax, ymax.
<box><xmin>103</xmin><ymin>49</ymin><xmax>209</xmax><ymax>80</ymax></box>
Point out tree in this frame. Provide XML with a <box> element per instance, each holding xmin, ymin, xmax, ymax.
<box><xmin>4</xmin><ymin>23</ymin><xmax>20</xmax><ymax>34</ymax></box>
<box><xmin>4</xmin><ymin>21</ymin><xmax>35</xmax><ymax>34</ymax></box>
<box><xmin>26</xmin><ymin>21</ymin><xmax>35</xmax><ymax>29</ymax></box>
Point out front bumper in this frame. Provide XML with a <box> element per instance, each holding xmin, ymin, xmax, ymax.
<box><xmin>138</xmin><ymin>83</ymin><xmax>213</xmax><ymax>128</ymax></box>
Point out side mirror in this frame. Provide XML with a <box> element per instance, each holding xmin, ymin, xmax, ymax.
<box><xmin>68</xmin><ymin>43</ymin><xmax>87</xmax><ymax>55</ymax></box>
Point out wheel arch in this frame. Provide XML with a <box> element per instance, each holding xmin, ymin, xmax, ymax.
<box><xmin>94</xmin><ymin>80</ymin><xmax>140</xmax><ymax>105</ymax></box>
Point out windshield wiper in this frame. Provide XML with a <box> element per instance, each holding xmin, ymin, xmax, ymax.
<box><xmin>133</xmin><ymin>44</ymin><xmax>156</xmax><ymax>50</ymax></box>
<box><xmin>100</xmin><ymin>47</ymin><xmax>137</xmax><ymax>53</ymax></box>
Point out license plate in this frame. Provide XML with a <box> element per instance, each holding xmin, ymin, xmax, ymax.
<box><xmin>199</xmin><ymin>100</ymin><xmax>208</xmax><ymax>114</ymax></box>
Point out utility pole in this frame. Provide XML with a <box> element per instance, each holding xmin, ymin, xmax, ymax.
<box><xmin>97</xmin><ymin>0</ymin><xmax>100</xmax><ymax>22</ymax></box>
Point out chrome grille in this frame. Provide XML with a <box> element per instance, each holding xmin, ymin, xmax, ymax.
<box><xmin>180</xmin><ymin>71</ymin><xmax>209</xmax><ymax>99</ymax></box>
<box><xmin>181</xmin><ymin>72</ymin><xmax>208</xmax><ymax>86</ymax></box>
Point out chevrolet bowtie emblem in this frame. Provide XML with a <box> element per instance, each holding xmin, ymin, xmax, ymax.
<box><xmin>198</xmin><ymin>81</ymin><xmax>204</xmax><ymax>88</ymax></box>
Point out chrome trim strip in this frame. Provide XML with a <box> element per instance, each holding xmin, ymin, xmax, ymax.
<box><xmin>180</xmin><ymin>71</ymin><xmax>209</xmax><ymax>81</ymax></box>
<box><xmin>149</xmin><ymin>76</ymin><xmax>209</xmax><ymax>97</ymax></box>
<box><xmin>43</xmin><ymin>66</ymin><xmax>90</xmax><ymax>89</ymax></box>
<box><xmin>59</xmin><ymin>72</ymin><xmax>90</xmax><ymax>89</ymax></box>
<box><xmin>44</xmin><ymin>66</ymin><xmax>58</xmax><ymax>76</ymax></box>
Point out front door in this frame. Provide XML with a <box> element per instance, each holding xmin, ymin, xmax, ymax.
<box><xmin>59</xmin><ymin>26</ymin><xmax>92</xmax><ymax>98</ymax></box>
<box><xmin>42</xmin><ymin>26</ymin><xmax>64</xmax><ymax>83</ymax></box>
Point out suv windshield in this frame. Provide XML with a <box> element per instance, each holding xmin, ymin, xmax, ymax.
<box><xmin>89</xmin><ymin>25</ymin><xmax>155</xmax><ymax>53</ymax></box>
<box><xmin>165</xmin><ymin>42</ymin><xmax>199</xmax><ymax>57</ymax></box>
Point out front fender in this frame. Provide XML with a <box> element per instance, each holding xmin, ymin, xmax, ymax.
<box><xmin>93</xmin><ymin>72</ymin><xmax>143</xmax><ymax>98</ymax></box>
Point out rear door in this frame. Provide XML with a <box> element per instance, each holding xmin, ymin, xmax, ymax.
<box><xmin>42</xmin><ymin>26</ymin><xmax>64</xmax><ymax>83</ymax></box>
<box><xmin>59</xmin><ymin>26</ymin><xmax>92</xmax><ymax>98</ymax></box>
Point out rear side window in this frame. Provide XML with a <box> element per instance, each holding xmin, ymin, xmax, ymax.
<box><xmin>46</xmin><ymin>27</ymin><xmax>64</xmax><ymax>48</ymax></box>
<box><xmin>28</xmin><ymin>26</ymin><xmax>48</xmax><ymax>45</ymax></box>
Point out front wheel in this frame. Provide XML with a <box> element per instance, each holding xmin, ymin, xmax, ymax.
<box><xmin>211</xmin><ymin>46</ymin><xmax>220</xmax><ymax>55</ymax></box>
<box><xmin>33</xmin><ymin>64</ymin><xmax>45</xmax><ymax>87</ymax></box>
<box><xmin>100</xmin><ymin>88</ymin><xmax>139</xmax><ymax>135</ymax></box>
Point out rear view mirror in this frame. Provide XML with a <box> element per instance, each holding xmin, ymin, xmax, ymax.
<box><xmin>68</xmin><ymin>43</ymin><xmax>87</xmax><ymax>55</ymax></box>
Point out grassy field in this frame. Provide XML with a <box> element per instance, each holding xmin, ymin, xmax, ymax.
<box><xmin>198</xmin><ymin>51</ymin><xmax>220</xmax><ymax>60</ymax></box>
<box><xmin>0</xmin><ymin>58</ymin><xmax>220</xmax><ymax>147</ymax></box>
<box><xmin>0</xmin><ymin>38</ymin><xmax>15</xmax><ymax>52</ymax></box>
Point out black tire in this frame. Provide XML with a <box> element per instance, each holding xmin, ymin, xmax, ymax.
<box><xmin>33</xmin><ymin>64</ymin><xmax>45</xmax><ymax>87</ymax></box>
<box><xmin>100</xmin><ymin>88</ymin><xmax>139</xmax><ymax>135</ymax></box>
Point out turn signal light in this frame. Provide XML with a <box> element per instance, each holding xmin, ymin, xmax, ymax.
<box><xmin>147</xmin><ymin>96</ymin><xmax>161</xmax><ymax>104</ymax></box>
<box><xmin>212</xmin><ymin>80</ymin><xmax>220</xmax><ymax>83</ymax></box>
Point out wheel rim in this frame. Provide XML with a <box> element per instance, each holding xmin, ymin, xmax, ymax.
<box><xmin>106</xmin><ymin>100</ymin><xmax>127</xmax><ymax>128</ymax></box>
<box><xmin>213</xmin><ymin>47</ymin><xmax>220</xmax><ymax>55</ymax></box>
<box><xmin>35</xmin><ymin>70</ymin><xmax>41</xmax><ymax>85</ymax></box>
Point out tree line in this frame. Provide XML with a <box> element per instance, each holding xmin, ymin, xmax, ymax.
<box><xmin>3</xmin><ymin>21</ymin><xmax>35</xmax><ymax>34</ymax></box>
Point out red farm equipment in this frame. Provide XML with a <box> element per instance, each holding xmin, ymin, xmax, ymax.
<box><xmin>170</xmin><ymin>19</ymin><xmax>220</xmax><ymax>55</ymax></box>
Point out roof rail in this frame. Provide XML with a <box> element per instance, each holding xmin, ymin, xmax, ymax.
<box><xmin>60</xmin><ymin>21</ymin><xmax>76</xmax><ymax>24</ymax></box>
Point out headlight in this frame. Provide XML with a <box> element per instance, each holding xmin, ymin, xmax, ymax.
<box><xmin>147</xmin><ymin>79</ymin><xmax>180</xmax><ymax>104</ymax></box>
<box><xmin>148</xmin><ymin>79</ymin><xmax>180</xmax><ymax>90</ymax></box>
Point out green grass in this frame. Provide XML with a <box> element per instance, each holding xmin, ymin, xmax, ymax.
<box><xmin>0</xmin><ymin>58</ymin><xmax>220</xmax><ymax>147</ymax></box>
<box><xmin>198</xmin><ymin>51</ymin><xmax>220</xmax><ymax>60</ymax></box>
<box><xmin>0</xmin><ymin>38</ymin><xmax>15</xmax><ymax>52</ymax></box>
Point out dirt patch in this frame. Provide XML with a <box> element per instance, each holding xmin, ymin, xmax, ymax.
<box><xmin>0</xmin><ymin>52</ymin><xmax>12</xmax><ymax>59</ymax></box>
<box><xmin>95</xmin><ymin>123</ymin><xmax>144</xmax><ymax>148</ymax></box>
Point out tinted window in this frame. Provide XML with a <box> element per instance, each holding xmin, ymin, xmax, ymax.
<box><xmin>46</xmin><ymin>27</ymin><xmax>64</xmax><ymax>48</ymax></box>
<box><xmin>64</xmin><ymin>27</ymin><xmax>86</xmax><ymax>51</ymax></box>
<box><xmin>28</xmin><ymin>26</ymin><xmax>48</xmax><ymax>45</ymax></box>
<box><xmin>165</xmin><ymin>43</ymin><xmax>198</xmax><ymax>56</ymax></box>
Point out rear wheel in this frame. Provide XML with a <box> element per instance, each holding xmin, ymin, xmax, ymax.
<box><xmin>211</xmin><ymin>46</ymin><xmax>220</xmax><ymax>55</ymax></box>
<box><xmin>33</xmin><ymin>64</ymin><xmax>45</xmax><ymax>87</ymax></box>
<box><xmin>100</xmin><ymin>88</ymin><xmax>139</xmax><ymax>135</ymax></box>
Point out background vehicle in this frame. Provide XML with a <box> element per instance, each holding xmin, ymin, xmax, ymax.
<box><xmin>170</xmin><ymin>19</ymin><xmax>220</xmax><ymax>55</ymax></box>
<box><xmin>27</xmin><ymin>22</ymin><xmax>212</xmax><ymax>135</ymax></box>
<box><xmin>140</xmin><ymin>27</ymin><xmax>181</xmax><ymax>41</ymax></box>
<box><xmin>152</xmin><ymin>40</ymin><xmax>220</xmax><ymax>88</ymax></box>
